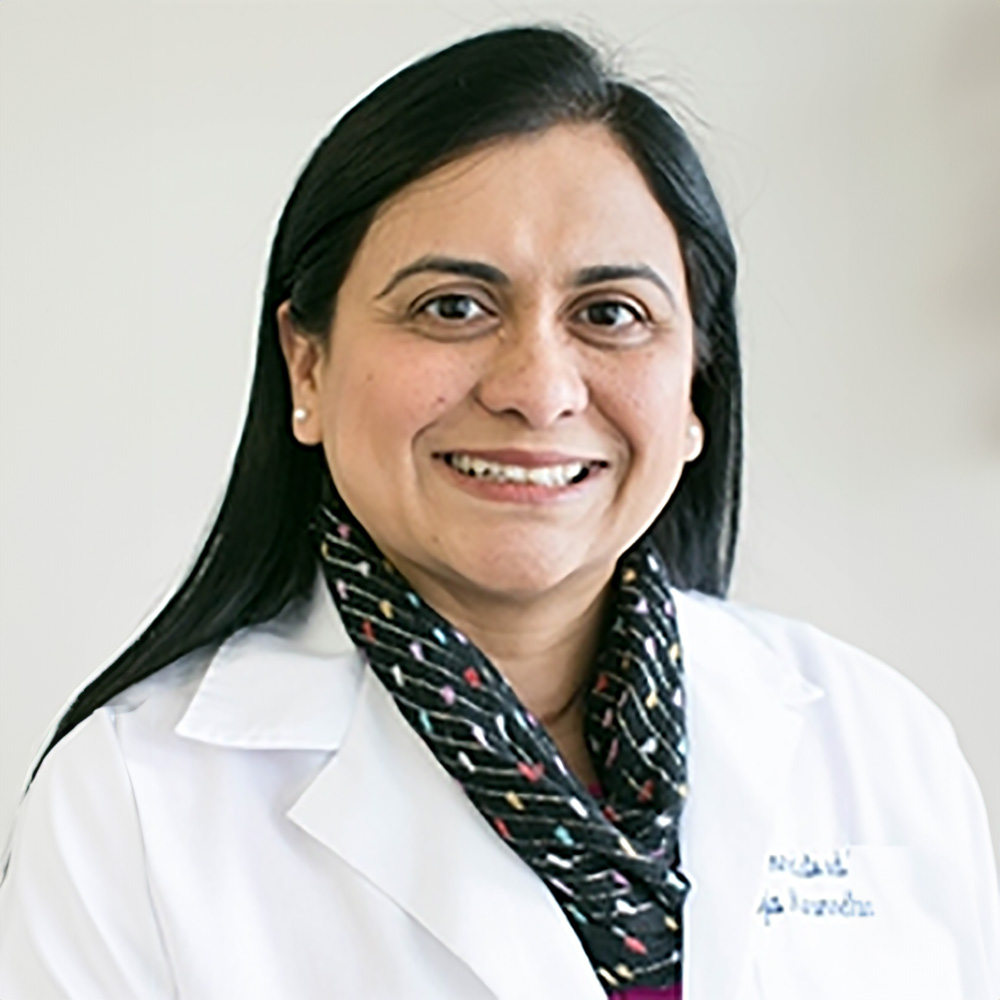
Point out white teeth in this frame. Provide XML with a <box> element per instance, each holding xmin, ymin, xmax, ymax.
<box><xmin>526</xmin><ymin>467</ymin><xmax>552</xmax><ymax>487</ymax></box>
<box><xmin>445</xmin><ymin>454</ymin><xmax>591</xmax><ymax>486</ymax></box>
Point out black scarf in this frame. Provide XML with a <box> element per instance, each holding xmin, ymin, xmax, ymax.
<box><xmin>309</xmin><ymin>485</ymin><xmax>690</xmax><ymax>994</ymax></box>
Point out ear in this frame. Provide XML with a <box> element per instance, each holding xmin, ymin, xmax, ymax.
<box><xmin>685</xmin><ymin>413</ymin><xmax>704</xmax><ymax>463</ymax></box>
<box><xmin>276</xmin><ymin>300</ymin><xmax>325</xmax><ymax>446</ymax></box>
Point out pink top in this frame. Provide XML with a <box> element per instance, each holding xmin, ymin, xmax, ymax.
<box><xmin>587</xmin><ymin>784</ymin><xmax>682</xmax><ymax>1000</ymax></box>
<box><xmin>610</xmin><ymin>986</ymin><xmax>681</xmax><ymax>1000</ymax></box>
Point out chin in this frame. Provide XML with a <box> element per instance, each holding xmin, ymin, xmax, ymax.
<box><xmin>436</xmin><ymin>534</ymin><xmax>602</xmax><ymax>601</ymax></box>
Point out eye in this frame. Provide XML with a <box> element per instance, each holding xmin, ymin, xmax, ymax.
<box><xmin>414</xmin><ymin>293</ymin><xmax>491</xmax><ymax>323</ymax></box>
<box><xmin>576</xmin><ymin>299</ymin><xmax>649</xmax><ymax>332</ymax></box>
<box><xmin>581</xmin><ymin>300</ymin><xmax>643</xmax><ymax>326</ymax></box>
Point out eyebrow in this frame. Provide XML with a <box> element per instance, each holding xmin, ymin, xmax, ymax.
<box><xmin>375</xmin><ymin>254</ymin><xmax>679</xmax><ymax>310</ymax></box>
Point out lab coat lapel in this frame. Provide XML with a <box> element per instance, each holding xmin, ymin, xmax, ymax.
<box><xmin>674</xmin><ymin>592</ymin><xmax>823</xmax><ymax>1000</ymax></box>
<box><xmin>286</xmin><ymin>663</ymin><xmax>605</xmax><ymax>1000</ymax></box>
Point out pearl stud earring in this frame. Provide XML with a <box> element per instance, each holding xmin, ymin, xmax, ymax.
<box><xmin>293</xmin><ymin>408</ymin><xmax>308</xmax><ymax>422</ymax></box>
<box><xmin>686</xmin><ymin>421</ymin><xmax>704</xmax><ymax>460</ymax></box>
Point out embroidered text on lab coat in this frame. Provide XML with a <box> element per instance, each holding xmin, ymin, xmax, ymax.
<box><xmin>757</xmin><ymin>848</ymin><xmax>876</xmax><ymax>927</ymax></box>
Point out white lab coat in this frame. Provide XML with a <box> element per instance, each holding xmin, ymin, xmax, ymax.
<box><xmin>1</xmin><ymin>568</ymin><xmax>997</xmax><ymax>1000</ymax></box>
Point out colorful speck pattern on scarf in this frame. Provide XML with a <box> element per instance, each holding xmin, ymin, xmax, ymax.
<box><xmin>310</xmin><ymin>484</ymin><xmax>690</xmax><ymax>995</ymax></box>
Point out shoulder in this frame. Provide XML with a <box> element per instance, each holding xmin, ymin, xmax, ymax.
<box><xmin>671</xmin><ymin>588</ymin><xmax>996</xmax><ymax>861</ymax></box>
<box><xmin>0</xmin><ymin>672</ymin><xmax>190</xmax><ymax>996</ymax></box>
<box><xmin>106</xmin><ymin>643</ymin><xmax>218</xmax><ymax>736</ymax></box>
<box><xmin>51</xmin><ymin>642</ymin><xmax>219</xmax><ymax>780</ymax></box>
<box><xmin>9</xmin><ymin>579</ymin><xmax>361</xmax><ymax>852</ymax></box>
<box><xmin>2</xmin><ymin>644</ymin><xmax>215</xmax><ymax>867</ymax></box>
<box><xmin>671</xmin><ymin>588</ymin><xmax>957</xmax><ymax>751</ymax></box>
<box><xmin>0</xmin><ymin>644</ymin><xmax>235</xmax><ymax>997</ymax></box>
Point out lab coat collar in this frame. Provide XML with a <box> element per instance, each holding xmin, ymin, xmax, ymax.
<box><xmin>175</xmin><ymin>569</ymin><xmax>362</xmax><ymax>750</ymax></box>
<box><xmin>176</xmin><ymin>567</ymin><xmax>823</xmax><ymax>1000</ymax></box>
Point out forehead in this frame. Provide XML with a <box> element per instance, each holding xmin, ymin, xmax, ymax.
<box><xmin>351</xmin><ymin>123</ymin><xmax>686</xmax><ymax>286</ymax></box>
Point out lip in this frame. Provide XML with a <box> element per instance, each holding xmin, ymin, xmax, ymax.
<box><xmin>431</xmin><ymin>448</ymin><xmax>607</xmax><ymax>468</ymax></box>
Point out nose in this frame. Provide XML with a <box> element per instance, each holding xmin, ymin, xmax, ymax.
<box><xmin>474</xmin><ymin>317</ymin><xmax>589</xmax><ymax>428</ymax></box>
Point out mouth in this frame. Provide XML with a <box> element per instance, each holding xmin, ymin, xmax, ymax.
<box><xmin>435</xmin><ymin>452</ymin><xmax>609</xmax><ymax>488</ymax></box>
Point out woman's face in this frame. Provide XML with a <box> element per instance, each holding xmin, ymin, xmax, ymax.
<box><xmin>282</xmin><ymin>123</ymin><xmax>701</xmax><ymax>603</ymax></box>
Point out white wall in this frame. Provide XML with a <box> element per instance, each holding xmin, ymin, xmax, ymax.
<box><xmin>2</xmin><ymin>1</ymin><xmax>997</xmax><ymax>869</ymax></box>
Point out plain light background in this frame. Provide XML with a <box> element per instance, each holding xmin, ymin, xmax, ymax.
<box><xmin>1</xmin><ymin>0</ymin><xmax>998</xmax><ymax>870</ymax></box>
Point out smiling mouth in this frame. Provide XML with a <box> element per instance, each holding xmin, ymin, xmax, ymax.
<box><xmin>437</xmin><ymin>452</ymin><xmax>608</xmax><ymax>487</ymax></box>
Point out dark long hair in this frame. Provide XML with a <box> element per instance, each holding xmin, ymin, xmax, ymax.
<box><xmin>38</xmin><ymin>23</ymin><xmax>741</xmax><ymax>771</ymax></box>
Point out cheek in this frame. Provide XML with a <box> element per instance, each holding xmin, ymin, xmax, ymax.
<box><xmin>326</xmin><ymin>340</ymin><xmax>473</xmax><ymax>453</ymax></box>
<box><xmin>601</xmin><ymin>356</ymin><xmax>693</xmax><ymax>462</ymax></box>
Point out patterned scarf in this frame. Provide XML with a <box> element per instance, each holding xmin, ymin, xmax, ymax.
<box><xmin>309</xmin><ymin>485</ymin><xmax>690</xmax><ymax>994</ymax></box>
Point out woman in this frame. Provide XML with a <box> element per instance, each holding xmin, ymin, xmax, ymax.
<box><xmin>0</xmin><ymin>23</ymin><xmax>996</xmax><ymax>1000</ymax></box>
